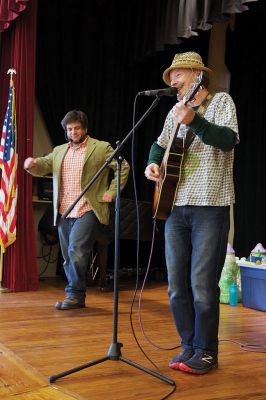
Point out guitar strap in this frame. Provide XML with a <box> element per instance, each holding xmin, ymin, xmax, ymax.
<box><xmin>184</xmin><ymin>93</ymin><xmax>213</xmax><ymax>151</ymax></box>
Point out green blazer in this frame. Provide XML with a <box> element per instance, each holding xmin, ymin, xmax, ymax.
<box><xmin>27</xmin><ymin>137</ymin><xmax>130</xmax><ymax>225</ymax></box>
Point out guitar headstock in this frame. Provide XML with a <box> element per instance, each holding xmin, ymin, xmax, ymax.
<box><xmin>182</xmin><ymin>71</ymin><xmax>204</xmax><ymax>105</ymax></box>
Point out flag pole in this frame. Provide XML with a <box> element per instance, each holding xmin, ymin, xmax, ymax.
<box><xmin>0</xmin><ymin>247</ymin><xmax>3</xmax><ymax>284</ymax></box>
<box><xmin>0</xmin><ymin>248</ymin><xmax>10</xmax><ymax>293</ymax></box>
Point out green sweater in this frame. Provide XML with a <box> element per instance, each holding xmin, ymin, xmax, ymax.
<box><xmin>148</xmin><ymin>113</ymin><xmax>237</xmax><ymax>165</ymax></box>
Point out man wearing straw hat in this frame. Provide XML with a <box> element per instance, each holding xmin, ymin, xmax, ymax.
<box><xmin>145</xmin><ymin>51</ymin><xmax>239</xmax><ymax>374</ymax></box>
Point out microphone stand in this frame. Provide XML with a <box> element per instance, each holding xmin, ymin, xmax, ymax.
<box><xmin>48</xmin><ymin>96</ymin><xmax>175</xmax><ymax>388</ymax></box>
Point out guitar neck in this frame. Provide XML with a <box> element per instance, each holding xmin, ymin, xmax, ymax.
<box><xmin>163</xmin><ymin>121</ymin><xmax>181</xmax><ymax>164</ymax></box>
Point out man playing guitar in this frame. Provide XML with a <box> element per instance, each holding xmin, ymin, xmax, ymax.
<box><xmin>145</xmin><ymin>51</ymin><xmax>239</xmax><ymax>375</ymax></box>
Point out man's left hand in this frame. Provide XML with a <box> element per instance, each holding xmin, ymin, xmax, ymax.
<box><xmin>173</xmin><ymin>101</ymin><xmax>195</xmax><ymax>125</ymax></box>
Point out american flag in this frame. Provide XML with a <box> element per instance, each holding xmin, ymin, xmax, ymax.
<box><xmin>0</xmin><ymin>76</ymin><xmax>18</xmax><ymax>252</ymax></box>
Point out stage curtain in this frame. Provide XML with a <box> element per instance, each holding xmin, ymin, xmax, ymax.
<box><xmin>155</xmin><ymin>0</ymin><xmax>258</xmax><ymax>47</ymax></box>
<box><xmin>0</xmin><ymin>0</ymin><xmax>29</xmax><ymax>32</ymax></box>
<box><xmin>0</xmin><ymin>0</ymin><xmax>38</xmax><ymax>291</ymax></box>
<box><xmin>35</xmin><ymin>0</ymin><xmax>211</xmax><ymax>201</ymax></box>
<box><xmin>34</xmin><ymin>0</ymin><xmax>260</xmax><ymax>270</ymax></box>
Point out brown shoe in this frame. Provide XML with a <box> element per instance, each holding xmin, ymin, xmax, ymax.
<box><xmin>55</xmin><ymin>297</ymin><xmax>85</xmax><ymax>310</ymax></box>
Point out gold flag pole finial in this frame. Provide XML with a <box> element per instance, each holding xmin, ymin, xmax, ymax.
<box><xmin>7</xmin><ymin>68</ymin><xmax>16</xmax><ymax>83</ymax></box>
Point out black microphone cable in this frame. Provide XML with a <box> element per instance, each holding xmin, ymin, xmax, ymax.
<box><xmin>137</xmin><ymin>218</ymin><xmax>181</xmax><ymax>351</ymax></box>
<box><xmin>128</xmin><ymin>92</ymin><xmax>177</xmax><ymax>400</ymax></box>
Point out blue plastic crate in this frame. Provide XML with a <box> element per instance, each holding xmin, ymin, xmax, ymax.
<box><xmin>239</xmin><ymin>263</ymin><xmax>266</xmax><ymax>311</ymax></box>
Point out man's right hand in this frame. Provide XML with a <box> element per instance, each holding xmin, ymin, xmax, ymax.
<box><xmin>24</xmin><ymin>157</ymin><xmax>37</xmax><ymax>170</ymax></box>
<box><xmin>144</xmin><ymin>163</ymin><xmax>160</xmax><ymax>182</ymax></box>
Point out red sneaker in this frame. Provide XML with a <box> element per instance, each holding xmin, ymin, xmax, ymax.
<box><xmin>169</xmin><ymin>348</ymin><xmax>194</xmax><ymax>370</ymax></box>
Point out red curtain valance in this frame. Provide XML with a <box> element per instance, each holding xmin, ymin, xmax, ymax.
<box><xmin>0</xmin><ymin>0</ymin><xmax>29</xmax><ymax>32</ymax></box>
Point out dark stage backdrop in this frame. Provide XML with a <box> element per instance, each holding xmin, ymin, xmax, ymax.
<box><xmin>225</xmin><ymin>1</ymin><xmax>266</xmax><ymax>257</ymax></box>
<box><xmin>35</xmin><ymin>0</ymin><xmax>210</xmax><ymax>203</ymax></box>
<box><xmin>36</xmin><ymin>0</ymin><xmax>263</xmax><ymax>259</ymax></box>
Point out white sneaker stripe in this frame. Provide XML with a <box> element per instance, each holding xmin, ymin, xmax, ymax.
<box><xmin>201</xmin><ymin>355</ymin><xmax>213</xmax><ymax>364</ymax></box>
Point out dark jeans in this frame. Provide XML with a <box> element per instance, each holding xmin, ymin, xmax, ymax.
<box><xmin>58</xmin><ymin>211</ymin><xmax>101</xmax><ymax>300</ymax></box>
<box><xmin>165</xmin><ymin>205</ymin><xmax>230</xmax><ymax>355</ymax></box>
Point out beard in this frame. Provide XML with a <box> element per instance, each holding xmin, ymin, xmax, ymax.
<box><xmin>68</xmin><ymin>134</ymin><xmax>87</xmax><ymax>144</ymax></box>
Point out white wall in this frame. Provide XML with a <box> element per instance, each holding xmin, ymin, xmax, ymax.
<box><xmin>33</xmin><ymin>102</ymin><xmax>53</xmax><ymax>157</ymax></box>
<box><xmin>33</xmin><ymin>102</ymin><xmax>59</xmax><ymax>277</ymax></box>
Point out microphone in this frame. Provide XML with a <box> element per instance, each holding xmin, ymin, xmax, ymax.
<box><xmin>138</xmin><ymin>87</ymin><xmax>177</xmax><ymax>97</ymax></box>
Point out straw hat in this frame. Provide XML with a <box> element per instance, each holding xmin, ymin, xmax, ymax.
<box><xmin>163</xmin><ymin>51</ymin><xmax>212</xmax><ymax>86</ymax></box>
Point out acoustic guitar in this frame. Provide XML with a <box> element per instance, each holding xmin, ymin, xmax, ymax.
<box><xmin>152</xmin><ymin>72</ymin><xmax>204</xmax><ymax>220</ymax></box>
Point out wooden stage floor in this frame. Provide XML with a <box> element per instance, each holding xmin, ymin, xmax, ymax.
<box><xmin>0</xmin><ymin>277</ymin><xmax>266</xmax><ymax>400</ymax></box>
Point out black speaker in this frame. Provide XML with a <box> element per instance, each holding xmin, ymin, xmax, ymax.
<box><xmin>38</xmin><ymin>204</ymin><xmax>59</xmax><ymax>246</ymax></box>
<box><xmin>37</xmin><ymin>177</ymin><xmax>53</xmax><ymax>201</ymax></box>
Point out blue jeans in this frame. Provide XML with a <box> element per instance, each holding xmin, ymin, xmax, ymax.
<box><xmin>165</xmin><ymin>205</ymin><xmax>230</xmax><ymax>355</ymax></box>
<box><xmin>58</xmin><ymin>211</ymin><xmax>101</xmax><ymax>300</ymax></box>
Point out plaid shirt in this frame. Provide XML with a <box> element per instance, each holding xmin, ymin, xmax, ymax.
<box><xmin>59</xmin><ymin>137</ymin><xmax>92</xmax><ymax>218</ymax></box>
